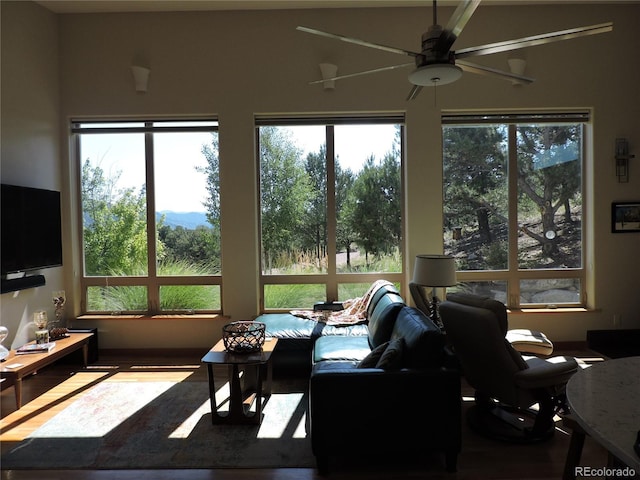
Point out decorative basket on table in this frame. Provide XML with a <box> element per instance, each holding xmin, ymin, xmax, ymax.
<box><xmin>49</xmin><ymin>327</ymin><xmax>70</xmax><ymax>341</ymax></box>
<box><xmin>222</xmin><ymin>321</ymin><xmax>266</xmax><ymax>353</ymax></box>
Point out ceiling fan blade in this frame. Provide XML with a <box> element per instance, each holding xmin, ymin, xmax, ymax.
<box><xmin>297</xmin><ymin>26</ymin><xmax>419</xmax><ymax>57</ymax></box>
<box><xmin>406</xmin><ymin>85</ymin><xmax>424</xmax><ymax>101</ymax></box>
<box><xmin>437</xmin><ymin>0</ymin><xmax>481</xmax><ymax>53</ymax></box>
<box><xmin>455</xmin><ymin>22</ymin><xmax>613</xmax><ymax>59</ymax></box>
<box><xmin>457</xmin><ymin>60</ymin><xmax>535</xmax><ymax>84</ymax></box>
<box><xmin>309</xmin><ymin>62</ymin><xmax>414</xmax><ymax>85</ymax></box>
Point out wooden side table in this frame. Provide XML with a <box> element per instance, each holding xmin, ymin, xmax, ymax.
<box><xmin>201</xmin><ymin>337</ymin><xmax>278</xmax><ymax>425</ymax></box>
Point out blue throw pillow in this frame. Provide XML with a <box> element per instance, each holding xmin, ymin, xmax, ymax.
<box><xmin>357</xmin><ymin>341</ymin><xmax>390</xmax><ymax>368</ymax></box>
<box><xmin>375</xmin><ymin>337</ymin><xmax>405</xmax><ymax>370</ymax></box>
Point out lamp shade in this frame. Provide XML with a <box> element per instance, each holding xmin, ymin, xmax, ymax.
<box><xmin>412</xmin><ymin>254</ymin><xmax>456</xmax><ymax>287</ymax></box>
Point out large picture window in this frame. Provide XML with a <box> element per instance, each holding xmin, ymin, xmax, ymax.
<box><xmin>442</xmin><ymin>112</ymin><xmax>587</xmax><ymax>308</ymax></box>
<box><xmin>257</xmin><ymin>116</ymin><xmax>404</xmax><ymax>310</ymax></box>
<box><xmin>73</xmin><ymin>119</ymin><xmax>221</xmax><ymax>314</ymax></box>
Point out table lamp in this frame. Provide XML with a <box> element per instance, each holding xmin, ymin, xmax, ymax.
<box><xmin>409</xmin><ymin>254</ymin><xmax>457</xmax><ymax>329</ymax></box>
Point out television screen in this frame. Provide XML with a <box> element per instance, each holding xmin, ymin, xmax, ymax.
<box><xmin>1</xmin><ymin>184</ymin><xmax>63</xmax><ymax>275</ymax></box>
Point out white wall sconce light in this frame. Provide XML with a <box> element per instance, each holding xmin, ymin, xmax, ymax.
<box><xmin>319</xmin><ymin>63</ymin><xmax>338</xmax><ymax>90</ymax></box>
<box><xmin>131</xmin><ymin>65</ymin><xmax>151</xmax><ymax>93</ymax></box>
<box><xmin>507</xmin><ymin>58</ymin><xmax>527</xmax><ymax>86</ymax></box>
<box><xmin>615</xmin><ymin>138</ymin><xmax>634</xmax><ymax>183</ymax></box>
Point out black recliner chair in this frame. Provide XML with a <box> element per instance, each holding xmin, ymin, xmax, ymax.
<box><xmin>439</xmin><ymin>292</ymin><xmax>579</xmax><ymax>443</ymax></box>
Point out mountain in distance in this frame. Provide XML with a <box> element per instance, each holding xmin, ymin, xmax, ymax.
<box><xmin>157</xmin><ymin>211</ymin><xmax>210</xmax><ymax>230</ymax></box>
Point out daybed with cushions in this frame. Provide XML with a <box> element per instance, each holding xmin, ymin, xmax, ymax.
<box><xmin>255</xmin><ymin>281</ymin><xmax>461</xmax><ymax>474</ymax></box>
<box><xmin>254</xmin><ymin>280</ymin><xmax>399</xmax><ymax>374</ymax></box>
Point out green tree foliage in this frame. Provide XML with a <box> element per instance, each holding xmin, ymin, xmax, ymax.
<box><xmin>443</xmin><ymin>125</ymin><xmax>508</xmax><ymax>246</ymax></box>
<box><xmin>192</xmin><ymin>131</ymin><xmax>222</xmax><ymax>272</ymax></box>
<box><xmin>335</xmin><ymin>163</ymin><xmax>356</xmax><ymax>267</ymax></box>
<box><xmin>81</xmin><ymin>159</ymin><xmax>149</xmax><ymax>275</ymax></box>
<box><xmin>157</xmin><ymin>224</ymin><xmax>220</xmax><ymax>273</ymax></box>
<box><xmin>301</xmin><ymin>145</ymin><xmax>327</xmax><ymax>266</ymax></box>
<box><xmin>197</xmin><ymin>133</ymin><xmax>221</xmax><ymax>235</ymax></box>
<box><xmin>444</xmin><ymin>123</ymin><xmax>582</xmax><ymax>267</ymax></box>
<box><xmin>259</xmin><ymin>126</ymin><xmax>313</xmax><ymax>272</ymax></box>
<box><xmin>516</xmin><ymin>125</ymin><xmax>581</xmax><ymax>259</ymax></box>
<box><xmin>348</xmin><ymin>154</ymin><xmax>401</xmax><ymax>264</ymax></box>
<box><xmin>82</xmin><ymin>122</ymin><xmax>403</xmax><ymax>311</ymax></box>
<box><xmin>258</xmin><ymin>125</ymin><xmax>401</xmax><ymax>273</ymax></box>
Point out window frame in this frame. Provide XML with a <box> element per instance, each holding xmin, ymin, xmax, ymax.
<box><xmin>442</xmin><ymin>111</ymin><xmax>588</xmax><ymax>309</ymax></box>
<box><xmin>71</xmin><ymin>118</ymin><xmax>222</xmax><ymax>316</ymax></box>
<box><xmin>255</xmin><ymin>114</ymin><xmax>406</xmax><ymax>311</ymax></box>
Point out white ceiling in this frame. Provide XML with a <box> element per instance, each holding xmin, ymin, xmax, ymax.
<box><xmin>34</xmin><ymin>0</ymin><xmax>639</xmax><ymax>14</ymax></box>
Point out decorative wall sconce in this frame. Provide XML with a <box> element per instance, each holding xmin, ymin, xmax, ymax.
<box><xmin>615</xmin><ymin>138</ymin><xmax>634</xmax><ymax>183</ymax></box>
<box><xmin>507</xmin><ymin>58</ymin><xmax>527</xmax><ymax>86</ymax></box>
<box><xmin>319</xmin><ymin>63</ymin><xmax>338</xmax><ymax>90</ymax></box>
<box><xmin>131</xmin><ymin>65</ymin><xmax>151</xmax><ymax>93</ymax></box>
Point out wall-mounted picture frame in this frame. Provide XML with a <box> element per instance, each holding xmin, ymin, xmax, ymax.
<box><xmin>611</xmin><ymin>202</ymin><xmax>640</xmax><ymax>233</ymax></box>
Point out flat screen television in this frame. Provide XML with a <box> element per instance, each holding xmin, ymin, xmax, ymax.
<box><xmin>1</xmin><ymin>183</ymin><xmax>63</xmax><ymax>275</ymax></box>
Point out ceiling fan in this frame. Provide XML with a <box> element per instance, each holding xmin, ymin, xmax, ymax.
<box><xmin>297</xmin><ymin>0</ymin><xmax>612</xmax><ymax>100</ymax></box>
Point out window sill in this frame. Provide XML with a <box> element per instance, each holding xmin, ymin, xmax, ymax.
<box><xmin>76</xmin><ymin>313</ymin><xmax>229</xmax><ymax>321</ymax></box>
<box><xmin>508</xmin><ymin>307</ymin><xmax>594</xmax><ymax>314</ymax></box>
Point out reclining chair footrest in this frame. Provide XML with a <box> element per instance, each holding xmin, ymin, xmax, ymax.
<box><xmin>507</xmin><ymin>329</ymin><xmax>554</xmax><ymax>356</ymax></box>
<box><xmin>467</xmin><ymin>403</ymin><xmax>555</xmax><ymax>444</ymax></box>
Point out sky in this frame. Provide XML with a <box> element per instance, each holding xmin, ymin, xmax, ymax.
<box><xmin>290</xmin><ymin>124</ymin><xmax>398</xmax><ymax>173</ymax></box>
<box><xmin>81</xmin><ymin>123</ymin><xmax>398</xmax><ymax>213</ymax></box>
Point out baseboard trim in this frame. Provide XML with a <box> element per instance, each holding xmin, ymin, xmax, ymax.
<box><xmin>554</xmin><ymin>341</ymin><xmax>588</xmax><ymax>351</ymax></box>
<box><xmin>99</xmin><ymin>348</ymin><xmax>207</xmax><ymax>358</ymax></box>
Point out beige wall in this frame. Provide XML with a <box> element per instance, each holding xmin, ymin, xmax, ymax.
<box><xmin>2</xmin><ymin>1</ymin><xmax>639</xmax><ymax>349</ymax></box>
<box><xmin>0</xmin><ymin>1</ymin><xmax>64</xmax><ymax>348</ymax></box>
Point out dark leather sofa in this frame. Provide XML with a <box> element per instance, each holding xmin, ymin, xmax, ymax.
<box><xmin>310</xmin><ymin>303</ymin><xmax>461</xmax><ymax>474</ymax></box>
<box><xmin>257</xmin><ymin>287</ymin><xmax>461</xmax><ymax>474</ymax></box>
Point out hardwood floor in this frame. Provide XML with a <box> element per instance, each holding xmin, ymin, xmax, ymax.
<box><xmin>1</xmin><ymin>349</ymin><xmax>612</xmax><ymax>480</ymax></box>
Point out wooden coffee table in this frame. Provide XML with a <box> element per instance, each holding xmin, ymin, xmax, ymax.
<box><xmin>201</xmin><ymin>337</ymin><xmax>277</xmax><ymax>425</ymax></box>
<box><xmin>0</xmin><ymin>332</ymin><xmax>94</xmax><ymax>409</ymax></box>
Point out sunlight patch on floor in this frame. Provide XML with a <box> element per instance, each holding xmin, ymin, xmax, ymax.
<box><xmin>213</xmin><ymin>379</ymin><xmax>231</xmax><ymax>407</ymax></box>
<box><xmin>168</xmin><ymin>382</ymin><xmax>308</xmax><ymax>440</ymax></box>
<box><xmin>257</xmin><ymin>392</ymin><xmax>306</xmax><ymax>439</ymax></box>
<box><xmin>29</xmin><ymin>380</ymin><xmax>176</xmax><ymax>438</ymax></box>
<box><xmin>169</xmin><ymin>398</ymin><xmax>211</xmax><ymax>438</ymax></box>
<box><xmin>0</xmin><ymin>371</ymin><xmax>112</xmax><ymax>442</ymax></box>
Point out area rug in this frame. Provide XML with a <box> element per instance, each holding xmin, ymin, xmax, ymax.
<box><xmin>1</xmin><ymin>377</ymin><xmax>314</xmax><ymax>469</ymax></box>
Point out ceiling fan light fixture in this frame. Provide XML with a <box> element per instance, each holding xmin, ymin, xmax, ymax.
<box><xmin>408</xmin><ymin>63</ymin><xmax>462</xmax><ymax>86</ymax></box>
